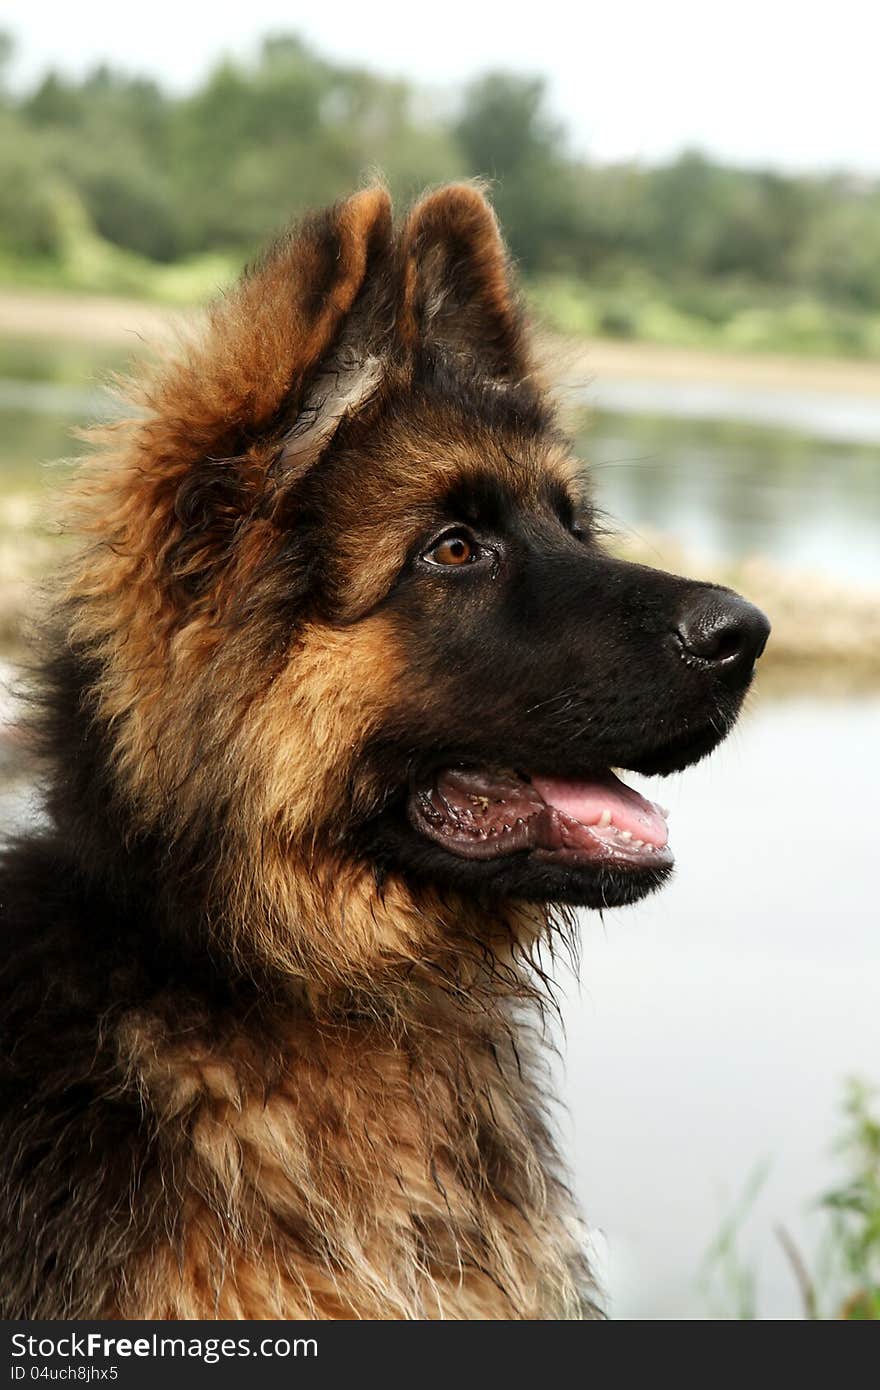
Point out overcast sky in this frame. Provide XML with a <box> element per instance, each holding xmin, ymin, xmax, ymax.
<box><xmin>3</xmin><ymin>0</ymin><xmax>878</xmax><ymax>175</ymax></box>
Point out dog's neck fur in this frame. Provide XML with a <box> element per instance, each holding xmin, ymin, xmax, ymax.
<box><xmin>97</xmin><ymin>847</ymin><xmax>593</xmax><ymax>1318</ymax></box>
<box><xmin>113</xmin><ymin>963</ymin><xmax>593</xmax><ymax>1319</ymax></box>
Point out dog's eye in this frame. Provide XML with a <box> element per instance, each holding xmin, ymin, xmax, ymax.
<box><xmin>423</xmin><ymin>531</ymin><xmax>476</xmax><ymax>567</ymax></box>
<box><xmin>571</xmin><ymin>521</ymin><xmax>588</xmax><ymax>543</ymax></box>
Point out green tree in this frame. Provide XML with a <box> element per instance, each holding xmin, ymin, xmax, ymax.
<box><xmin>455</xmin><ymin>73</ymin><xmax>580</xmax><ymax>270</ymax></box>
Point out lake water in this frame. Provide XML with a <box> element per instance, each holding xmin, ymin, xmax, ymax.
<box><xmin>579</xmin><ymin>407</ymin><xmax>880</xmax><ymax>587</ymax></box>
<box><xmin>1</xmin><ymin>336</ymin><xmax>878</xmax><ymax>1318</ymax></box>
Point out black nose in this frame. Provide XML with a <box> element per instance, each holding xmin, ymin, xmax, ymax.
<box><xmin>675</xmin><ymin>590</ymin><xmax>770</xmax><ymax>682</ymax></box>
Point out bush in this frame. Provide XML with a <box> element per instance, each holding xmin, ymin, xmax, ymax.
<box><xmin>0</xmin><ymin>117</ymin><xmax>65</xmax><ymax>259</ymax></box>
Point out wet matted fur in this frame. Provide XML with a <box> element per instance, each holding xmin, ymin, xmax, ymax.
<box><xmin>0</xmin><ymin>184</ymin><xmax>768</xmax><ymax>1320</ymax></box>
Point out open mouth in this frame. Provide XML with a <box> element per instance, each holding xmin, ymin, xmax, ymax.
<box><xmin>409</xmin><ymin>766</ymin><xmax>672</xmax><ymax>872</ymax></box>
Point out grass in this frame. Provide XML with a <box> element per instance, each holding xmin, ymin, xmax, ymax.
<box><xmin>0</xmin><ymin>195</ymin><xmax>242</xmax><ymax>306</ymax></box>
<box><xmin>819</xmin><ymin>1080</ymin><xmax>880</xmax><ymax>1318</ymax></box>
<box><xmin>701</xmin><ymin>1080</ymin><xmax>880</xmax><ymax>1319</ymax></box>
<box><xmin>528</xmin><ymin>271</ymin><xmax>880</xmax><ymax>360</ymax></box>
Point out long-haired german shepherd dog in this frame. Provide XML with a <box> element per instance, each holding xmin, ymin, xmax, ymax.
<box><xmin>0</xmin><ymin>185</ymin><xmax>768</xmax><ymax>1320</ymax></box>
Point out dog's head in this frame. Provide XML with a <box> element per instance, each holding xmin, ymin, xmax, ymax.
<box><xmin>56</xmin><ymin>185</ymin><xmax>768</xmax><ymax>979</ymax></box>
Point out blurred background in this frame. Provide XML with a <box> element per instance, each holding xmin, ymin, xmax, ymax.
<box><xmin>0</xmin><ymin>0</ymin><xmax>877</xmax><ymax>1320</ymax></box>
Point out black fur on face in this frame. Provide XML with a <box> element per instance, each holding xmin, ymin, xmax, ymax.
<box><xmin>323</xmin><ymin>386</ymin><xmax>769</xmax><ymax>911</ymax></box>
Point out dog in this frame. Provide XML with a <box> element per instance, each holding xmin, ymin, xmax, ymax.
<box><xmin>0</xmin><ymin>184</ymin><xmax>769</xmax><ymax>1320</ymax></box>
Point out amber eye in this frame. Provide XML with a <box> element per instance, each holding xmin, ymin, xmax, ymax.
<box><xmin>424</xmin><ymin>531</ymin><xmax>476</xmax><ymax>567</ymax></box>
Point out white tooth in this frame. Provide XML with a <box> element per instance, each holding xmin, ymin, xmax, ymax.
<box><xmin>598</xmin><ymin>809</ymin><xmax>612</xmax><ymax>828</ymax></box>
<box><xmin>632</xmin><ymin>839</ymin><xmax>644</xmax><ymax>849</ymax></box>
<box><xmin>619</xmin><ymin>830</ymin><xmax>633</xmax><ymax>841</ymax></box>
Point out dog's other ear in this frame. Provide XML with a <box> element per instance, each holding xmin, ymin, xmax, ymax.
<box><xmin>398</xmin><ymin>183</ymin><xmax>529</xmax><ymax>380</ymax></box>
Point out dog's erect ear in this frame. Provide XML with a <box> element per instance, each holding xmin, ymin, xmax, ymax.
<box><xmin>398</xmin><ymin>183</ymin><xmax>529</xmax><ymax>381</ymax></box>
<box><xmin>143</xmin><ymin>187</ymin><xmax>393</xmax><ymax>477</ymax></box>
<box><xmin>106</xmin><ymin>189</ymin><xmax>392</xmax><ymax>608</ymax></box>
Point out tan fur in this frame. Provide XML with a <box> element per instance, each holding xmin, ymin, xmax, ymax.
<box><xmin>115</xmin><ymin>991</ymin><xmax>582</xmax><ymax>1320</ymax></box>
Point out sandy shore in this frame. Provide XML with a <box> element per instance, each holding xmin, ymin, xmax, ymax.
<box><xmin>0</xmin><ymin>290</ymin><xmax>185</xmax><ymax>347</ymax></box>
<box><xmin>2</xmin><ymin>288</ymin><xmax>880</xmax><ymax>395</ymax></box>
<box><xmin>552</xmin><ymin>335</ymin><xmax>880</xmax><ymax>397</ymax></box>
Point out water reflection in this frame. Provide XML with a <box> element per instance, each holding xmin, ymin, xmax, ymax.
<box><xmin>579</xmin><ymin>411</ymin><xmax>880</xmax><ymax>585</ymax></box>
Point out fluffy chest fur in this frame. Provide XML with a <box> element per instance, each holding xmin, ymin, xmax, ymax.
<box><xmin>114</xmin><ymin>1000</ymin><xmax>591</xmax><ymax>1320</ymax></box>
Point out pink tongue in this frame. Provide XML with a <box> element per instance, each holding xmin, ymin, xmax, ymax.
<box><xmin>530</xmin><ymin>771</ymin><xmax>668</xmax><ymax>848</ymax></box>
